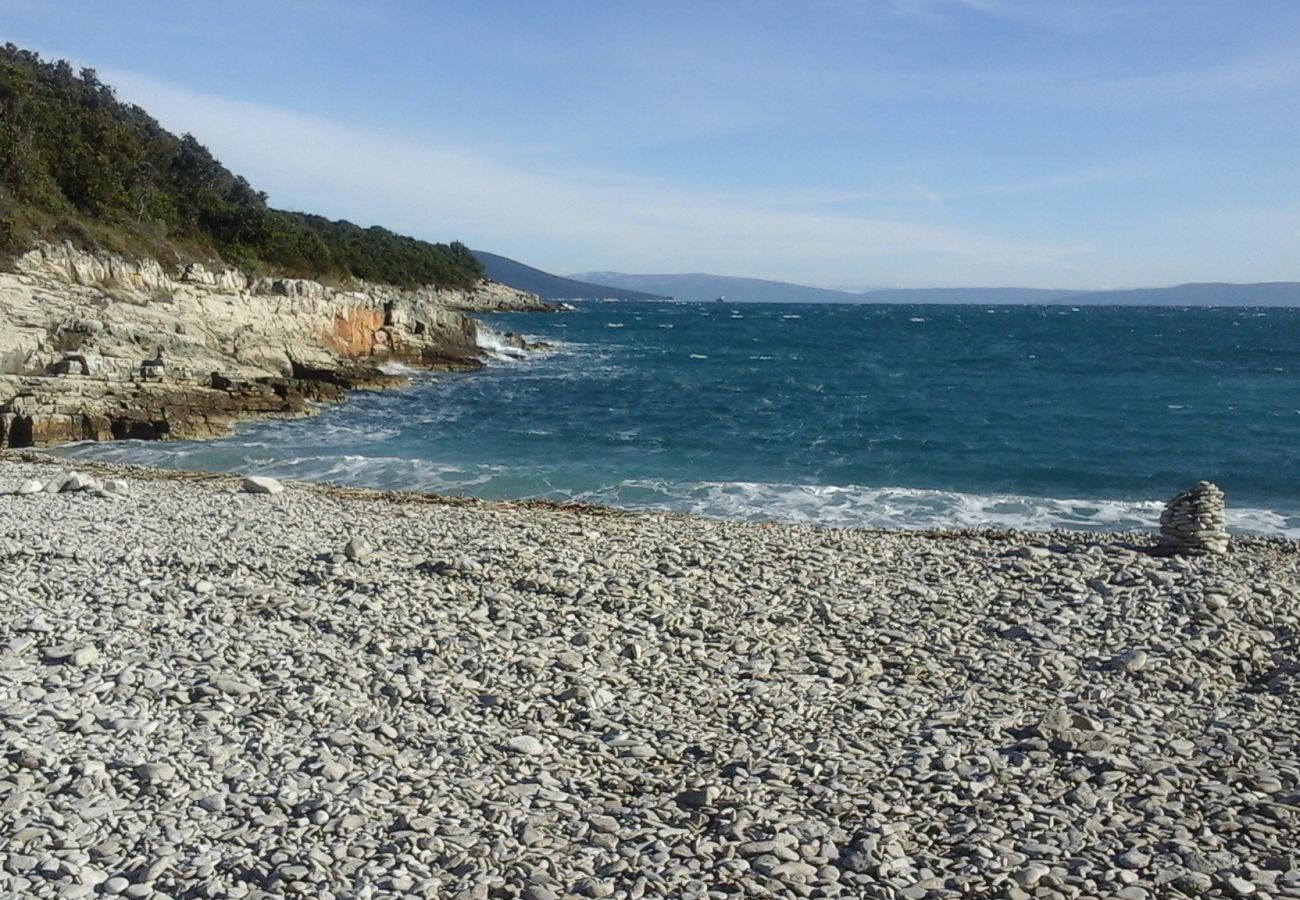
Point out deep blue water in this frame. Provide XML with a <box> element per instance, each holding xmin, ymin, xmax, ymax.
<box><xmin>53</xmin><ymin>302</ymin><xmax>1300</xmax><ymax>535</ymax></box>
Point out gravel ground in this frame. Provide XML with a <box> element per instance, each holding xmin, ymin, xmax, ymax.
<box><xmin>1</xmin><ymin>455</ymin><xmax>1298</xmax><ymax>900</ymax></box>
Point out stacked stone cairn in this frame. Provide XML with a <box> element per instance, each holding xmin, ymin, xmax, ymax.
<box><xmin>1158</xmin><ymin>480</ymin><xmax>1228</xmax><ymax>555</ymax></box>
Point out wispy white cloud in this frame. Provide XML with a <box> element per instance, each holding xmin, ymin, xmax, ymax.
<box><xmin>102</xmin><ymin>68</ymin><xmax>1093</xmax><ymax>286</ymax></box>
<box><xmin>888</xmin><ymin>0</ymin><xmax>1133</xmax><ymax>33</ymax></box>
<box><xmin>959</xmin><ymin>162</ymin><xmax>1146</xmax><ymax>198</ymax></box>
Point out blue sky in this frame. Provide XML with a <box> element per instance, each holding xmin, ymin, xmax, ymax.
<box><xmin>5</xmin><ymin>0</ymin><xmax>1300</xmax><ymax>288</ymax></box>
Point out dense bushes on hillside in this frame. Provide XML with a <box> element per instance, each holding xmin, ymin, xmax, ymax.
<box><xmin>0</xmin><ymin>44</ymin><xmax>483</xmax><ymax>288</ymax></box>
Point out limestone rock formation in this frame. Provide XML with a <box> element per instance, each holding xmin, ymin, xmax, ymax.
<box><xmin>0</xmin><ymin>241</ymin><xmax>553</xmax><ymax>448</ymax></box>
<box><xmin>1158</xmin><ymin>481</ymin><xmax>1228</xmax><ymax>555</ymax></box>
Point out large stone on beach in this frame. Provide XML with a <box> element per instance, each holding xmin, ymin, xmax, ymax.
<box><xmin>60</xmin><ymin>472</ymin><xmax>101</xmax><ymax>493</ymax></box>
<box><xmin>43</xmin><ymin>473</ymin><xmax>70</xmax><ymax>493</ymax></box>
<box><xmin>15</xmin><ymin>479</ymin><xmax>43</xmax><ymax>495</ymax></box>
<box><xmin>241</xmin><ymin>475</ymin><xmax>284</xmax><ymax>495</ymax></box>
<box><xmin>134</xmin><ymin>762</ymin><xmax>177</xmax><ymax>784</ymax></box>
<box><xmin>1158</xmin><ymin>481</ymin><xmax>1228</xmax><ymax>555</ymax></box>
<box><xmin>43</xmin><ymin>643</ymin><xmax>100</xmax><ymax>666</ymax></box>
<box><xmin>344</xmin><ymin>536</ymin><xmax>373</xmax><ymax>561</ymax></box>
<box><xmin>505</xmin><ymin>735</ymin><xmax>546</xmax><ymax>756</ymax></box>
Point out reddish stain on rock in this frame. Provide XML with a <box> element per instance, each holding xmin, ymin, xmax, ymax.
<box><xmin>326</xmin><ymin>308</ymin><xmax>386</xmax><ymax>357</ymax></box>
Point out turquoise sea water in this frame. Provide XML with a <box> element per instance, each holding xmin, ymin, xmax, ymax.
<box><xmin>53</xmin><ymin>302</ymin><xmax>1300</xmax><ymax>535</ymax></box>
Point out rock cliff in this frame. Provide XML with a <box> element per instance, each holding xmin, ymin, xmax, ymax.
<box><xmin>0</xmin><ymin>242</ymin><xmax>552</xmax><ymax>448</ymax></box>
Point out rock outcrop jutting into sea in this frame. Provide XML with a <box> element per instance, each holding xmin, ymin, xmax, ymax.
<box><xmin>0</xmin><ymin>242</ymin><xmax>552</xmax><ymax>448</ymax></box>
<box><xmin>1159</xmin><ymin>481</ymin><xmax>1230</xmax><ymax>556</ymax></box>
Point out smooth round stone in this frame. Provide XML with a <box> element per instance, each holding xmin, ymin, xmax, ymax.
<box><xmin>1116</xmin><ymin>848</ymin><xmax>1151</xmax><ymax>870</ymax></box>
<box><xmin>134</xmin><ymin>762</ymin><xmax>176</xmax><ymax>784</ymax></box>
<box><xmin>1014</xmin><ymin>863</ymin><xmax>1052</xmax><ymax>888</ymax></box>
<box><xmin>1110</xmin><ymin>649</ymin><xmax>1149</xmax><ymax>672</ymax></box>
<box><xmin>241</xmin><ymin>475</ymin><xmax>284</xmax><ymax>494</ymax></box>
<box><xmin>505</xmin><ymin>736</ymin><xmax>546</xmax><ymax>756</ymax></box>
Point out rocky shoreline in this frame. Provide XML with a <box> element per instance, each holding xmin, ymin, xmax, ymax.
<box><xmin>2</xmin><ymin>454</ymin><xmax>1297</xmax><ymax>899</ymax></box>
<box><xmin>0</xmin><ymin>242</ymin><xmax>554</xmax><ymax>449</ymax></box>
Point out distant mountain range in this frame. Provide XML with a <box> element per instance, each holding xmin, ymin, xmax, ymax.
<box><xmin>473</xmin><ymin>251</ymin><xmax>1300</xmax><ymax>306</ymax></box>
<box><xmin>471</xmin><ymin>251</ymin><xmax>668</xmax><ymax>301</ymax></box>
<box><xmin>570</xmin><ymin>272</ymin><xmax>870</xmax><ymax>304</ymax></box>
<box><xmin>1057</xmin><ymin>282</ymin><xmax>1300</xmax><ymax>307</ymax></box>
<box><xmin>572</xmin><ymin>272</ymin><xmax>1073</xmax><ymax>305</ymax></box>
<box><xmin>576</xmin><ymin>272</ymin><xmax>1300</xmax><ymax>306</ymax></box>
<box><xmin>849</xmin><ymin>286</ymin><xmax>1084</xmax><ymax>304</ymax></box>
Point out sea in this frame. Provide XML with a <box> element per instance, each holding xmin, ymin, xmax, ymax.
<box><xmin>51</xmin><ymin>301</ymin><xmax>1300</xmax><ymax>537</ymax></box>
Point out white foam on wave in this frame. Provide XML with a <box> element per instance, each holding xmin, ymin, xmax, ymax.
<box><xmin>576</xmin><ymin>479</ymin><xmax>1300</xmax><ymax>537</ymax></box>
<box><xmin>474</xmin><ymin>325</ymin><xmax>529</xmax><ymax>362</ymax></box>
<box><xmin>47</xmin><ymin>435</ymin><xmax>1300</xmax><ymax>538</ymax></box>
<box><xmin>239</xmin><ymin>453</ymin><xmax>501</xmax><ymax>492</ymax></box>
<box><xmin>51</xmin><ymin>438</ymin><xmax>210</xmax><ymax>466</ymax></box>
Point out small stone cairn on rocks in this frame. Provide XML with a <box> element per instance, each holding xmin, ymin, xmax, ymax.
<box><xmin>1158</xmin><ymin>480</ymin><xmax>1228</xmax><ymax>555</ymax></box>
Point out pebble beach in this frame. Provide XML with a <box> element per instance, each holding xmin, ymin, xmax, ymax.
<box><xmin>2</xmin><ymin>454</ymin><xmax>1298</xmax><ymax>900</ymax></box>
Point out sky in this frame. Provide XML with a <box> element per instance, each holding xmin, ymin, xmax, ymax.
<box><xmin>4</xmin><ymin>0</ymin><xmax>1300</xmax><ymax>289</ymax></box>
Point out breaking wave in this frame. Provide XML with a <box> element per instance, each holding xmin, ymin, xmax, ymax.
<box><xmin>571</xmin><ymin>479</ymin><xmax>1300</xmax><ymax>537</ymax></box>
<box><xmin>473</xmin><ymin>324</ymin><xmax>529</xmax><ymax>361</ymax></box>
<box><xmin>45</xmin><ymin>435</ymin><xmax>1300</xmax><ymax>537</ymax></box>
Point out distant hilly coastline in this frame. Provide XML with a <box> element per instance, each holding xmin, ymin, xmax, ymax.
<box><xmin>571</xmin><ymin>271</ymin><xmax>1081</xmax><ymax>304</ymax></box>
<box><xmin>471</xmin><ymin>251</ymin><xmax>668</xmax><ymax>301</ymax></box>
<box><xmin>853</xmin><ymin>286</ymin><xmax>1083</xmax><ymax>304</ymax></box>
<box><xmin>1057</xmin><ymin>282</ymin><xmax>1300</xmax><ymax>308</ymax></box>
<box><xmin>571</xmin><ymin>271</ymin><xmax>865</xmax><ymax>304</ymax></box>
<box><xmin>554</xmin><ymin>270</ymin><xmax>1300</xmax><ymax>307</ymax></box>
<box><xmin>469</xmin><ymin>249</ymin><xmax>1300</xmax><ymax>306</ymax></box>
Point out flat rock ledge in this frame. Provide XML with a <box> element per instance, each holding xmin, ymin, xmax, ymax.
<box><xmin>1</xmin><ymin>456</ymin><xmax>1298</xmax><ymax>899</ymax></box>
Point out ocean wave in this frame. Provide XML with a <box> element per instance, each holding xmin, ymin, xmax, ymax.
<box><xmin>232</xmin><ymin>454</ymin><xmax>503</xmax><ymax>491</ymax></box>
<box><xmin>570</xmin><ymin>479</ymin><xmax>1300</xmax><ymax>537</ymax></box>
<box><xmin>474</xmin><ymin>325</ymin><xmax>530</xmax><ymax>362</ymax></box>
<box><xmin>46</xmin><ymin>436</ymin><xmax>1300</xmax><ymax>537</ymax></box>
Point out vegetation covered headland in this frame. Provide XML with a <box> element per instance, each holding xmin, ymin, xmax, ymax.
<box><xmin>0</xmin><ymin>43</ymin><xmax>552</xmax><ymax>452</ymax></box>
<box><xmin>0</xmin><ymin>43</ymin><xmax>482</xmax><ymax>288</ymax></box>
